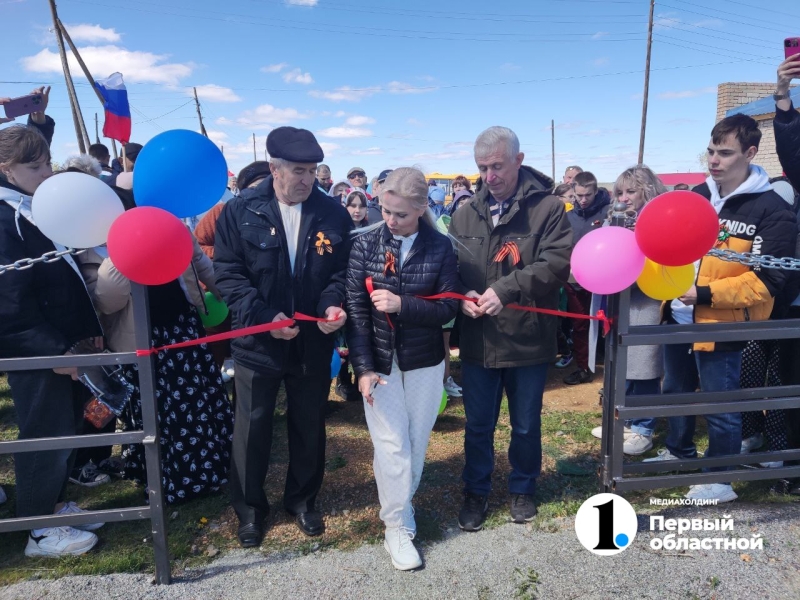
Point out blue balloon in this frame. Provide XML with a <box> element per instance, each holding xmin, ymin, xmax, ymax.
<box><xmin>133</xmin><ymin>130</ymin><xmax>228</xmax><ymax>218</ymax></box>
<box><xmin>331</xmin><ymin>349</ymin><xmax>342</xmax><ymax>379</ymax></box>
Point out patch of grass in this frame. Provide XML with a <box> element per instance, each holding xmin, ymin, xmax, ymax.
<box><xmin>325</xmin><ymin>455</ymin><xmax>347</xmax><ymax>472</ymax></box>
<box><xmin>513</xmin><ymin>567</ymin><xmax>540</xmax><ymax>600</ymax></box>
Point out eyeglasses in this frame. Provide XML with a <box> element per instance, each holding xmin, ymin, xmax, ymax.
<box><xmin>349</xmin><ymin>171</ymin><xmax>365</xmax><ymax>178</ymax></box>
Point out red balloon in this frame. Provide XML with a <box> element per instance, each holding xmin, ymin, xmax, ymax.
<box><xmin>635</xmin><ymin>191</ymin><xmax>719</xmax><ymax>266</ymax></box>
<box><xmin>107</xmin><ymin>207</ymin><xmax>193</xmax><ymax>285</ymax></box>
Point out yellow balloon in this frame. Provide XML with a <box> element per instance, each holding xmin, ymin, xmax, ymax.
<box><xmin>636</xmin><ymin>259</ymin><xmax>694</xmax><ymax>301</ymax></box>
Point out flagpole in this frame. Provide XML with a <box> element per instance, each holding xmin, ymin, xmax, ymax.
<box><xmin>48</xmin><ymin>0</ymin><xmax>89</xmax><ymax>152</ymax></box>
<box><xmin>57</xmin><ymin>20</ymin><xmax>108</xmax><ymax>110</ymax></box>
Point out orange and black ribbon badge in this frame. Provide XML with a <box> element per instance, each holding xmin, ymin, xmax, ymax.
<box><xmin>493</xmin><ymin>241</ymin><xmax>521</xmax><ymax>266</ymax></box>
<box><xmin>383</xmin><ymin>250</ymin><xmax>397</xmax><ymax>276</ymax></box>
<box><xmin>315</xmin><ymin>232</ymin><xmax>333</xmax><ymax>255</ymax></box>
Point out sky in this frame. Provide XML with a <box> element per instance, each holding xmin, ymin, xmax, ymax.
<box><xmin>1</xmin><ymin>0</ymin><xmax>798</xmax><ymax>183</ymax></box>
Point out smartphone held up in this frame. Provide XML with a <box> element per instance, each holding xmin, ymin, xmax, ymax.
<box><xmin>2</xmin><ymin>93</ymin><xmax>44</xmax><ymax>119</ymax></box>
<box><xmin>786</xmin><ymin>37</ymin><xmax>800</xmax><ymax>59</ymax></box>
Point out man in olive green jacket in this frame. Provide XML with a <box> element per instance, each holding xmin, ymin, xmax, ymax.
<box><xmin>449</xmin><ymin>126</ymin><xmax>572</xmax><ymax>531</ymax></box>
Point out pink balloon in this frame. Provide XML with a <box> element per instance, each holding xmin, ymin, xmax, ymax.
<box><xmin>571</xmin><ymin>227</ymin><xmax>646</xmax><ymax>294</ymax></box>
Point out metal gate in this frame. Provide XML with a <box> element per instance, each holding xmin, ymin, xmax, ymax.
<box><xmin>0</xmin><ymin>283</ymin><xmax>170</xmax><ymax>584</ymax></box>
<box><xmin>599</xmin><ymin>284</ymin><xmax>800</xmax><ymax>494</ymax></box>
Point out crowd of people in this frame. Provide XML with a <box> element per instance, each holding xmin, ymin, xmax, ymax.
<box><xmin>0</xmin><ymin>53</ymin><xmax>799</xmax><ymax>570</ymax></box>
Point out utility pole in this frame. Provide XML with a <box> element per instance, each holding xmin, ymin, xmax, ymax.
<box><xmin>220</xmin><ymin>144</ymin><xmax>224</xmax><ymax>155</ymax></box>
<box><xmin>638</xmin><ymin>0</ymin><xmax>655</xmax><ymax>165</ymax></box>
<box><xmin>193</xmin><ymin>87</ymin><xmax>208</xmax><ymax>137</ymax></box>
<box><xmin>252</xmin><ymin>133</ymin><xmax>257</xmax><ymax>162</ymax></box>
<box><xmin>551</xmin><ymin>119</ymin><xmax>555</xmax><ymax>183</ymax></box>
<box><xmin>48</xmin><ymin>0</ymin><xmax>89</xmax><ymax>153</ymax></box>
<box><xmin>94</xmin><ymin>112</ymin><xmax>100</xmax><ymax>143</ymax></box>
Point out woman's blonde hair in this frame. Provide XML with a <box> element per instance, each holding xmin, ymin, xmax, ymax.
<box><xmin>612</xmin><ymin>164</ymin><xmax>668</xmax><ymax>206</ymax></box>
<box><xmin>380</xmin><ymin>167</ymin><xmax>437</xmax><ymax>229</ymax></box>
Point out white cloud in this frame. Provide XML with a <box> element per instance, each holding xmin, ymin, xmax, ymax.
<box><xmin>345</xmin><ymin>115</ymin><xmax>375</xmax><ymax>126</ymax></box>
<box><xmin>317</xmin><ymin>127</ymin><xmax>372</xmax><ymax>138</ymax></box>
<box><xmin>500</xmin><ymin>63</ymin><xmax>521</xmax><ymax>71</ymax></box>
<box><xmin>542</xmin><ymin>120</ymin><xmax>589</xmax><ymax>132</ymax></box>
<box><xmin>591</xmin><ymin>57</ymin><xmax>609</xmax><ymax>67</ymax></box>
<box><xmin>22</xmin><ymin>45</ymin><xmax>192</xmax><ymax>85</ymax></box>
<box><xmin>286</xmin><ymin>0</ymin><xmax>318</xmax><ymax>5</ymax></box>
<box><xmin>387</xmin><ymin>81</ymin><xmax>434</xmax><ymax>94</ymax></box>
<box><xmin>351</xmin><ymin>147</ymin><xmax>383</xmax><ymax>156</ymax></box>
<box><xmin>63</xmin><ymin>23</ymin><xmax>121</xmax><ymax>43</ymax></box>
<box><xmin>657</xmin><ymin>86</ymin><xmax>716</xmax><ymax>100</ymax></box>
<box><xmin>407</xmin><ymin>118</ymin><xmax>423</xmax><ymax>126</ymax></box>
<box><xmin>282</xmin><ymin>68</ymin><xmax>313</xmax><ymax>85</ymax></box>
<box><xmin>206</xmin><ymin>130</ymin><xmax>229</xmax><ymax>144</ymax></box>
<box><xmin>335</xmin><ymin>110</ymin><xmax>346</xmax><ymax>117</ymax></box>
<box><xmin>320</xmin><ymin>142</ymin><xmax>340</xmax><ymax>156</ymax></box>
<box><xmin>592</xmin><ymin>31</ymin><xmax>609</xmax><ymax>40</ymax></box>
<box><xmin>309</xmin><ymin>86</ymin><xmax>375</xmax><ymax>102</ymax></box>
<box><xmin>191</xmin><ymin>84</ymin><xmax>241</xmax><ymax>103</ymax></box>
<box><xmin>234</xmin><ymin>104</ymin><xmax>311</xmax><ymax>128</ymax></box>
<box><xmin>261</xmin><ymin>62</ymin><xmax>288</xmax><ymax>73</ymax></box>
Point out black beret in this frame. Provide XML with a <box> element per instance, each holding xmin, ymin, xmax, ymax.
<box><xmin>124</xmin><ymin>142</ymin><xmax>143</xmax><ymax>162</ymax></box>
<box><xmin>237</xmin><ymin>161</ymin><xmax>271</xmax><ymax>191</ymax></box>
<box><xmin>266</xmin><ymin>126</ymin><xmax>324</xmax><ymax>163</ymax></box>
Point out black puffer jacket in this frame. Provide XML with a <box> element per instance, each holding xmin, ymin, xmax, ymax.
<box><xmin>0</xmin><ymin>181</ymin><xmax>102</xmax><ymax>358</ymax></box>
<box><xmin>346</xmin><ymin>220</ymin><xmax>459</xmax><ymax>377</ymax></box>
<box><xmin>774</xmin><ymin>100</ymin><xmax>800</xmax><ymax>193</ymax></box>
<box><xmin>214</xmin><ymin>176</ymin><xmax>353</xmax><ymax>375</ymax></box>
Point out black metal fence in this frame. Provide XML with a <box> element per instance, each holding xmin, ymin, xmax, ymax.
<box><xmin>0</xmin><ymin>284</ymin><xmax>170</xmax><ymax>584</ymax></box>
<box><xmin>599</xmin><ymin>286</ymin><xmax>800</xmax><ymax>493</ymax></box>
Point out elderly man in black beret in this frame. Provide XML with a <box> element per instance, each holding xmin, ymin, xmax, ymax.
<box><xmin>214</xmin><ymin>127</ymin><xmax>353</xmax><ymax>547</ymax></box>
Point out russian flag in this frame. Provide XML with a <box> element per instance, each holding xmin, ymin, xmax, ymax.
<box><xmin>94</xmin><ymin>72</ymin><xmax>131</xmax><ymax>144</ymax></box>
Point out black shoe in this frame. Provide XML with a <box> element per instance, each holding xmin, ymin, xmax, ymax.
<box><xmin>295</xmin><ymin>511</ymin><xmax>324</xmax><ymax>536</ymax></box>
<box><xmin>458</xmin><ymin>492</ymin><xmax>489</xmax><ymax>532</ymax></box>
<box><xmin>335</xmin><ymin>381</ymin><xmax>361</xmax><ymax>402</ymax></box>
<box><xmin>510</xmin><ymin>494</ymin><xmax>537</xmax><ymax>523</ymax></box>
<box><xmin>564</xmin><ymin>368</ymin><xmax>594</xmax><ymax>386</ymax></box>
<box><xmin>237</xmin><ymin>522</ymin><xmax>265</xmax><ymax>548</ymax></box>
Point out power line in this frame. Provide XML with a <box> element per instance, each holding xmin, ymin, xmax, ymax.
<box><xmin>658</xmin><ymin>3</ymin><xmax>792</xmax><ymax>33</ymax></box>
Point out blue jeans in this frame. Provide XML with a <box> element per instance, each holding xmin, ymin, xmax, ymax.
<box><xmin>461</xmin><ymin>362</ymin><xmax>549</xmax><ymax>496</ymax></box>
<box><xmin>625</xmin><ymin>378</ymin><xmax>661</xmax><ymax>437</ymax></box>
<box><xmin>663</xmin><ymin>343</ymin><xmax>743</xmax><ymax>472</ymax></box>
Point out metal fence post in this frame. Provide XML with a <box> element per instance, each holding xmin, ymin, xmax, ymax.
<box><xmin>131</xmin><ymin>283</ymin><xmax>171</xmax><ymax>584</ymax></box>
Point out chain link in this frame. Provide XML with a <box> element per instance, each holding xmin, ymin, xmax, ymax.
<box><xmin>0</xmin><ymin>248</ymin><xmax>88</xmax><ymax>276</ymax></box>
<box><xmin>706</xmin><ymin>249</ymin><xmax>800</xmax><ymax>271</ymax></box>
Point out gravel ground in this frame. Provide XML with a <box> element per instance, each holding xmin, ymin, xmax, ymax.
<box><xmin>3</xmin><ymin>503</ymin><xmax>800</xmax><ymax>600</ymax></box>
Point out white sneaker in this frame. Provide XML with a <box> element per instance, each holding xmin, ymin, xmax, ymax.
<box><xmin>685</xmin><ymin>483</ymin><xmax>737</xmax><ymax>503</ymax></box>
<box><xmin>56</xmin><ymin>501</ymin><xmax>104</xmax><ymax>532</ymax></box>
<box><xmin>25</xmin><ymin>526</ymin><xmax>98</xmax><ymax>557</ymax></box>
<box><xmin>643</xmin><ymin>448</ymin><xmax>679</xmax><ymax>462</ymax></box>
<box><xmin>443</xmin><ymin>376</ymin><xmax>462</xmax><ymax>398</ymax></box>
<box><xmin>623</xmin><ymin>433</ymin><xmax>653</xmax><ymax>456</ymax></box>
<box><xmin>760</xmin><ymin>461</ymin><xmax>784</xmax><ymax>468</ymax></box>
<box><xmin>591</xmin><ymin>426</ymin><xmax>634</xmax><ymax>440</ymax></box>
<box><xmin>741</xmin><ymin>433</ymin><xmax>764</xmax><ymax>454</ymax></box>
<box><xmin>0</xmin><ymin>485</ymin><xmax>6</xmax><ymax>505</ymax></box>
<box><xmin>384</xmin><ymin>526</ymin><xmax>422</xmax><ymax>571</ymax></box>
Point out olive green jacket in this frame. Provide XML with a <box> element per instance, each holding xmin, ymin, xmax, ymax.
<box><xmin>449</xmin><ymin>166</ymin><xmax>572</xmax><ymax>367</ymax></box>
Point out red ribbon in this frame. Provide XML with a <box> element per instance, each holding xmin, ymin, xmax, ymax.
<box><xmin>365</xmin><ymin>276</ymin><xmax>394</xmax><ymax>330</ymax></box>
<box><xmin>136</xmin><ymin>287</ymin><xmax>613</xmax><ymax>356</ymax></box>
<box><xmin>135</xmin><ymin>312</ymin><xmax>329</xmax><ymax>357</ymax></box>
<box><xmin>420</xmin><ymin>292</ymin><xmax>612</xmax><ymax>335</ymax></box>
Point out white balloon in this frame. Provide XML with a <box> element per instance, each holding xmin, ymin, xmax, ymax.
<box><xmin>32</xmin><ymin>172</ymin><xmax>125</xmax><ymax>248</ymax></box>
